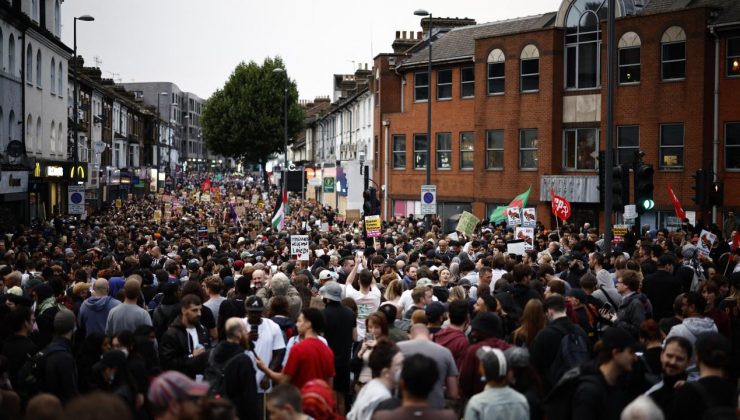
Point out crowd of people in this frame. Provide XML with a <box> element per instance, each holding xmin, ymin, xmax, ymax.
<box><xmin>0</xmin><ymin>175</ymin><xmax>739</xmax><ymax>420</ymax></box>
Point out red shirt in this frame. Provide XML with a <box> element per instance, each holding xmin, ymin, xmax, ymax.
<box><xmin>283</xmin><ymin>337</ymin><xmax>335</xmax><ymax>389</ymax></box>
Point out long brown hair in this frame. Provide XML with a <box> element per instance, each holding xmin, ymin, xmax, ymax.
<box><xmin>512</xmin><ymin>299</ymin><xmax>545</xmax><ymax>349</ymax></box>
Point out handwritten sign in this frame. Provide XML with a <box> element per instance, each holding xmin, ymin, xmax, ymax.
<box><xmin>290</xmin><ymin>235</ymin><xmax>310</xmax><ymax>261</ymax></box>
<box><xmin>455</xmin><ymin>211</ymin><xmax>480</xmax><ymax>236</ymax></box>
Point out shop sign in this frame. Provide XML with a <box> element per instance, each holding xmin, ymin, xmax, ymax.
<box><xmin>0</xmin><ymin>171</ymin><xmax>28</xmax><ymax>194</ymax></box>
<box><xmin>46</xmin><ymin>166</ymin><xmax>64</xmax><ymax>177</ymax></box>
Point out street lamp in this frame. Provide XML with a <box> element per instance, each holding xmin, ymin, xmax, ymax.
<box><xmin>273</xmin><ymin>67</ymin><xmax>289</xmax><ymax>194</ymax></box>
<box><xmin>414</xmin><ymin>9</ymin><xmax>432</xmax><ymax>230</ymax></box>
<box><xmin>72</xmin><ymin>15</ymin><xmax>94</xmax><ymax>167</ymax></box>
<box><xmin>156</xmin><ymin>91</ymin><xmax>168</xmax><ymax>190</ymax></box>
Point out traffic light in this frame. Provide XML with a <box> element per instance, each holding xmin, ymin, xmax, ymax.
<box><xmin>709</xmin><ymin>180</ymin><xmax>724</xmax><ymax>207</ymax></box>
<box><xmin>363</xmin><ymin>187</ymin><xmax>381</xmax><ymax>216</ymax></box>
<box><xmin>635</xmin><ymin>164</ymin><xmax>654</xmax><ymax>214</ymax></box>
<box><xmin>612</xmin><ymin>164</ymin><xmax>629</xmax><ymax>211</ymax></box>
<box><xmin>691</xmin><ymin>170</ymin><xmax>707</xmax><ymax>207</ymax></box>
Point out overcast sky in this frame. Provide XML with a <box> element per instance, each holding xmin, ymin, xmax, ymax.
<box><xmin>62</xmin><ymin>0</ymin><xmax>558</xmax><ymax>101</ymax></box>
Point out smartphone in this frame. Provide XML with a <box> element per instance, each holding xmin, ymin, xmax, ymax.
<box><xmin>356</xmin><ymin>250</ymin><xmax>364</xmax><ymax>258</ymax></box>
<box><xmin>602</xmin><ymin>302</ymin><xmax>613</xmax><ymax>311</ymax></box>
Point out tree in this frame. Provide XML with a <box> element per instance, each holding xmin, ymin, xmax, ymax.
<box><xmin>201</xmin><ymin>57</ymin><xmax>304</xmax><ymax>189</ymax></box>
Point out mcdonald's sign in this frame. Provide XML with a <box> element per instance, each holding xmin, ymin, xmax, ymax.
<box><xmin>68</xmin><ymin>164</ymin><xmax>87</xmax><ymax>181</ymax></box>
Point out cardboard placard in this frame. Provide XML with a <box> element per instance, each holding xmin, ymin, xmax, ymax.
<box><xmin>697</xmin><ymin>229</ymin><xmax>716</xmax><ymax>257</ymax></box>
<box><xmin>522</xmin><ymin>208</ymin><xmax>536</xmax><ymax>227</ymax></box>
<box><xmin>455</xmin><ymin>211</ymin><xmax>480</xmax><ymax>236</ymax></box>
<box><xmin>506</xmin><ymin>207</ymin><xmax>522</xmax><ymax>226</ymax></box>
<box><xmin>290</xmin><ymin>235</ymin><xmax>310</xmax><ymax>261</ymax></box>
<box><xmin>515</xmin><ymin>227</ymin><xmax>534</xmax><ymax>249</ymax></box>
<box><xmin>506</xmin><ymin>241</ymin><xmax>527</xmax><ymax>256</ymax></box>
<box><xmin>364</xmin><ymin>215</ymin><xmax>382</xmax><ymax>238</ymax></box>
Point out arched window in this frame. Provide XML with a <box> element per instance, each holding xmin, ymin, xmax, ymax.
<box><xmin>8</xmin><ymin>35</ymin><xmax>15</xmax><ymax>76</ymax></box>
<box><xmin>8</xmin><ymin>110</ymin><xmax>15</xmax><ymax>141</ymax></box>
<box><xmin>58</xmin><ymin>61</ymin><xmax>63</xmax><ymax>94</ymax></box>
<box><xmin>36</xmin><ymin>49</ymin><xmax>42</xmax><ymax>87</ymax></box>
<box><xmin>50</xmin><ymin>121</ymin><xmax>56</xmax><ymax>153</ymax></box>
<box><xmin>58</xmin><ymin>122</ymin><xmax>63</xmax><ymax>154</ymax></box>
<box><xmin>32</xmin><ymin>0</ymin><xmax>38</xmax><ymax>21</ymax></box>
<box><xmin>0</xmin><ymin>28</ymin><xmax>4</xmax><ymax>73</ymax></box>
<box><xmin>661</xmin><ymin>26</ymin><xmax>686</xmax><ymax>81</ymax></box>
<box><xmin>26</xmin><ymin>114</ymin><xmax>33</xmax><ymax>152</ymax></box>
<box><xmin>565</xmin><ymin>0</ymin><xmax>607</xmax><ymax>89</ymax></box>
<box><xmin>36</xmin><ymin>117</ymin><xmax>42</xmax><ymax>153</ymax></box>
<box><xmin>618</xmin><ymin>32</ymin><xmax>641</xmax><ymax>84</ymax></box>
<box><xmin>50</xmin><ymin>58</ymin><xmax>56</xmax><ymax>93</ymax></box>
<box><xmin>54</xmin><ymin>1</ymin><xmax>61</xmax><ymax>37</ymax></box>
<box><xmin>0</xmin><ymin>107</ymin><xmax>4</xmax><ymax>145</ymax></box>
<box><xmin>520</xmin><ymin>45</ymin><xmax>540</xmax><ymax>92</ymax></box>
<box><xmin>487</xmin><ymin>48</ymin><xmax>505</xmax><ymax>95</ymax></box>
<box><xmin>26</xmin><ymin>44</ymin><xmax>32</xmax><ymax>81</ymax></box>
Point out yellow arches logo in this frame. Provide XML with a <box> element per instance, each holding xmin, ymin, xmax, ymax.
<box><xmin>70</xmin><ymin>165</ymin><xmax>86</xmax><ymax>180</ymax></box>
<box><xmin>34</xmin><ymin>162</ymin><xmax>41</xmax><ymax>177</ymax></box>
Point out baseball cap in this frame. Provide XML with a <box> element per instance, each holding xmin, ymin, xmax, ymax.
<box><xmin>319</xmin><ymin>282</ymin><xmax>343</xmax><ymax>302</ymax></box>
<box><xmin>233</xmin><ymin>260</ymin><xmax>245</xmax><ymax>270</ymax></box>
<box><xmin>416</xmin><ymin>278</ymin><xmax>433</xmax><ymax>288</ymax></box>
<box><xmin>187</xmin><ymin>259</ymin><xmax>200</xmax><ymax>271</ymax></box>
<box><xmin>318</xmin><ymin>270</ymin><xmax>334</xmax><ymax>281</ymax></box>
<box><xmin>245</xmin><ymin>296</ymin><xmax>265</xmax><ymax>312</ymax></box>
<box><xmin>470</xmin><ymin>312</ymin><xmax>503</xmax><ymax>338</ymax></box>
<box><xmin>425</xmin><ymin>301</ymin><xmax>447</xmax><ymax>322</ymax></box>
<box><xmin>148</xmin><ymin>371</ymin><xmax>209</xmax><ymax>410</ymax></box>
<box><xmin>458</xmin><ymin>278</ymin><xmax>472</xmax><ymax>288</ymax></box>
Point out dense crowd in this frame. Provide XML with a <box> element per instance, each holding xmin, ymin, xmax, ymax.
<box><xmin>0</xmin><ymin>176</ymin><xmax>739</xmax><ymax>420</ymax></box>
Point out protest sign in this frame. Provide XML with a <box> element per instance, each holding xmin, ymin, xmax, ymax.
<box><xmin>697</xmin><ymin>229</ymin><xmax>716</xmax><ymax>257</ymax></box>
<box><xmin>506</xmin><ymin>207</ymin><xmax>521</xmax><ymax>226</ymax></box>
<box><xmin>364</xmin><ymin>215</ymin><xmax>382</xmax><ymax>238</ymax></box>
<box><xmin>506</xmin><ymin>241</ymin><xmax>527</xmax><ymax>256</ymax></box>
<box><xmin>290</xmin><ymin>235</ymin><xmax>310</xmax><ymax>260</ymax></box>
<box><xmin>522</xmin><ymin>208</ymin><xmax>536</xmax><ymax>228</ymax></box>
<box><xmin>515</xmin><ymin>227</ymin><xmax>535</xmax><ymax>249</ymax></box>
<box><xmin>455</xmin><ymin>211</ymin><xmax>480</xmax><ymax>236</ymax></box>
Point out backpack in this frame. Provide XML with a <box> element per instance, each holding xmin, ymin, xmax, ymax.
<box><xmin>543</xmin><ymin>366</ymin><xmax>602</xmax><ymax>420</ymax></box>
<box><xmin>203</xmin><ymin>351</ymin><xmax>242</xmax><ymax>398</ymax></box>
<box><xmin>548</xmin><ymin>322</ymin><xmax>590</xmax><ymax>386</ymax></box>
<box><xmin>271</xmin><ymin>316</ymin><xmax>297</xmax><ymax>343</ymax></box>
<box><xmin>15</xmin><ymin>343</ymin><xmax>67</xmax><ymax>401</ymax></box>
<box><xmin>687</xmin><ymin>381</ymin><xmax>736</xmax><ymax>420</ymax></box>
<box><xmin>636</xmin><ymin>293</ymin><xmax>653</xmax><ymax>320</ymax></box>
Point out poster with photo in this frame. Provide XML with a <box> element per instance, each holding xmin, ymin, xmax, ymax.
<box><xmin>506</xmin><ymin>207</ymin><xmax>522</xmax><ymax>227</ymax></box>
<box><xmin>697</xmin><ymin>229</ymin><xmax>716</xmax><ymax>257</ymax></box>
<box><xmin>515</xmin><ymin>227</ymin><xmax>535</xmax><ymax>249</ymax></box>
<box><xmin>522</xmin><ymin>208</ymin><xmax>536</xmax><ymax>228</ymax></box>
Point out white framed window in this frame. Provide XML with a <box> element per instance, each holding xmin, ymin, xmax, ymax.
<box><xmin>460</xmin><ymin>132</ymin><xmax>474</xmax><ymax>169</ymax></box>
<box><xmin>725</xmin><ymin>122</ymin><xmax>740</xmax><ymax>170</ymax></box>
<box><xmin>519</xmin><ymin>129</ymin><xmax>538</xmax><ymax>169</ymax></box>
<box><xmin>437</xmin><ymin>69</ymin><xmax>452</xmax><ymax>100</ymax></box>
<box><xmin>520</xmin><ymin>45</ymin><xmax>540</xmax><ymax>92</ymax></box>
<box><xmin>617</xmin><ymin>125</ymin><xmax>639</xmax><ymax>166</ymax></box>
<box><xmin>565</xmin><ymin>0</ymin><xmax>606</xmax><ymax>89</ymax></box>
<box><xmin>563</xmin><ymin>128</ymin><xmax>598</xmax><ymax>170</ymax></box>
<box><xmin>58</xmin><ymin>61</ymin><xmax>63</xmax><ymax>95</ymax></box>
<box><xmin>0</xmin><ymin>28</ymin><xmax>3</xmax><ymax>73</ymax></box>
<box><xmin>50</xmin><ymin>121</ymin><xmax>56</xmax><ymax>153</ymax></box>
<box><xmin>486</xmin><ymin>129</ymin><xmax>504</xmax><ymax>169</ymax></box>
<box><xmin>436</xmin><ymin>132</ymin><xmax>451</xmax><ymax>169</ymax></box>
<box><xmin>35</xmin><ymin>49</ymin><xmax>41</xmax><ymax>87</ymax></box>
<box><xmin>8</xmin><ymin>35</ymin><xmax>15</xmax><ymax>77</ymax></box>
<box><xmin>413</xmin><ymin>133</ymin><xmax>427</xmax><ymax>169</ymax></box>
<box><xmin>31</xmin><ymin>0</ymin><xmax>38</xmax><ymax>22</ymax></box>
<box><xmin>659</xmin><ymin>123</ymin><xmax>684</xmax><ymax>168</ymax></box>
<box><xmin>461</xmin><ymin>67</ymin><xmax>475</xmax><ymax>98</ymax></box>
<box><xmin>50</xmin><ymin>58</ymin><xmax>56</xmax><ymax>94</ymax></box>
<box><xmin>414</xmin><ymin>71</ymin><xmax>428</xmax><ymax>102</ymax></box>
<box><xmin>618</xmin><ymin>32</ymin><xmax>641</xmax><ymax>84</ymax></box>
<box><xmin>54</xmin><ymin>1</ymin><xmax>61</xmax><ymax>36</ymax></box>
<box><xmin>487</xmin><ymin>48</ymin><xmax>505</xmax><ymax>95</ymax></box>
<box><xmin>661</xmin><ymin>26</ymin><xmax>686</xmax><ymax>81</ymax></box>
<box><xmin>26</xmin><ymin>44</ymin><xmax>32</xmax><ymax>82</ymax></box>
<box><xmin>35</xmin><ymin>117</ymin><xmax>41</xmax><ymax>153</ymax></box>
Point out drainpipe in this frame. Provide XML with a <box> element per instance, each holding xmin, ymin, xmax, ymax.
<box><xmin>710</xmin><ymin>25</ymin><xmax>719</xmax><ymax>225</ymax></box>
<box><xmin>383</xmin><ymin>120</ymin><xmax>390</xmax><ymax>220</ymax></box>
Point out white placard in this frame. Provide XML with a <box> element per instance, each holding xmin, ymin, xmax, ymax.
<box><xmin>290</xmin><ymin>235</ymin><xmax>310</xmax><ymax>261</ymax></box>
<box><xmin>515</xmin><ymin>227</ymin><xmax>535</xmax><ymax>249</ymax></box>
<box><xmin>522</xmin><ymin>208</ymin><xmax>536</xmax><ymax>228</ymax></box>
<box><xmin>506</xmin><ymin>241</ymin><xmax>527</xmax><ymax>256</ymax></box>
<box><xmin>506</xmin><ymin>207</ymin><xmax>522</xmax><ymax>227</ymax></box>
<box><xmin>697</xmin><ymin>229</ymin><xmax>716</xmax><ymax>257</ymax></box>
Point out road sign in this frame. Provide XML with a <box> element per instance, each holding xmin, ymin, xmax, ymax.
<box><xmin>420</xmin><ymin>185</ymin><xmax>436</xmax><ymax>215</ymax></box>
<box><xmin>68</xmin><ymin>185</ymin><xmax>85</xmax><ymax>214</ymax></box>
<box><xmin>323</xmin><ymin>177</ymin><xmax>335</xmax><ymax>193</ymax></box>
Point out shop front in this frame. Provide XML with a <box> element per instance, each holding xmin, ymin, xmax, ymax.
<box><xmin>29</xmin><ymin>161</ymin><xmax>88</xmax><ymax>220</ymax></box>
<box><xmin>0</xmin><ymin>171</ymin><xmax>29</xmax><ymax>226</ymax></box>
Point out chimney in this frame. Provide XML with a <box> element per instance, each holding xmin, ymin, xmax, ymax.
<box><xmin>402</xmin><ymin>30</ymin><xmax>407</xmax><ymax>39</ymax></box>
<box><xmin>395</xmin><ymin>30</ymin><xmax>400</xmax><ymax>39</ymax></box>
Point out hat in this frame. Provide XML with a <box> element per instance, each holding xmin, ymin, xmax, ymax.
<box><xmin>504</xmin><ymin>346</ymin><xmax>530</xmax><ymax>368</ymax></box>
<box><xmin>245</xmin><ymin>296</ymin><xmax>265</xmax><ymax>312</ymax></box>
<box><xmin>566</xmin><ymin>288</ymin><xmax>587</xmax><ymax>303</ymax></box>
<box><xmin>241</xmin><ymin>251</ymin><xmax>253</xmax><ymax>259</ymax></box>
<box><xmin>92</xmin><ymin>350</ymin><xmax>127</xmax><ymax>372</ymax></box>
<box><xmin>64</xmin><ymin>248</ymin><xmax>75</xmax><ymax>257</ymax></box>
<box><xmin>237</xmin><ymin>237</ymin><xmax>246</xmax><ymax>244</ymax></box>
<box><xmin>148</xmin><ymin>371</ymin><xmax>209</xmax><ymax>409</ymax></box>
<box><xmin>458</xmin><ymin>278</ymin><xmax>472</xmax><ymax>288</ymax></box>
<box><xmin>319</xmin><ymin>282</ymin><xmax>343</xmax><ymax>302</ymax></box>
<box><xmin>187</xmin><ymin>259</ymin><xmax>200</xmax><ymax>271</ymax></box>
<box><xmin>54</xmin><ymin>309</ymin><xmax>76</xmax><ymax>335</ymax></box>
<box><xmin>24</xmin><ymin>277</ymin><xmax>43</xmax><ymax>291</ymax></box>
<box><xmin>681</xmin><ymin>244</ymin><xmax>698</xmax><ymax>260</ymax></box>
<box><xmin>233</xmin><ymin>260</ymin><xmax>245</xmax><ymax>270</ymax></box>
<box><xmin>7</xmin><ymin>286</ymin><xmax>23</xmax><ymax>296</ymax></box>
<box><xmin>470</xmin><ymin>312</ymin><xmax>503</xmax><ymax>338</ymax></box>
<box><xmin>416</xmin><ymin>278</ymin><xmax>433</xmax><ymax>288</ymax></box>
<box><xmin>318</xmin><ymin>270</ymin><xmax>334</xmax><ymax>281</ymax></box>
<box><xmin>384</xmin><ymin>259</ymin><xmax>395</xmax><ymax>266</ymax></box>
<box><xmin>600</xmin><ymin>326</ymin><xmax>637</xmax><ymax>351</ymax></box>
<box><xmin>425</xmin><ymin>301</ymin><xmax>447</xmax><ymax>322</ymax></box>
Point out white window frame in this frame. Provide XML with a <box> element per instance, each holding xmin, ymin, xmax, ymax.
<box><xmin>460</xmin><ymin>131</ymin><xmax>474</xmax><ymax>170</ymax></box>
<box><xmin>519</xmin><ymin>129</ymin><xmax>538</xmax><ymax>169</ymax></box>
<box><xmin>520</xmin><ymin>45</ymin><xmax>540</xmax><ymax>93</ymax></box>
<box><xmin>487</xmin><ymin>49</ymin><xmax>505</xmax><ymax>95</ymax></box>
<box><xmin>392</xmin><ymin>134</ymin><xmax>406</xmax><ymax>169</ymax></box>
<box><xmin>413</xmin><ymin>133</ymin><xmax>427</xmax><ymax>169</ymax></box>
<box><xmin>436</xmin><ymin>132</ymin><xmax>452</xmax><ymax>170</ymax></box>
<box><xmin>661</xmin><ymin>26</ymin><xmax>687</xmax><ymax>81</ymax></box>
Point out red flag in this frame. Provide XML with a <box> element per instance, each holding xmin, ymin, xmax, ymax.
<box><xmin>667</xmin><ymin>183</ymin><xmax>685</xmax><ymax>220</ymax></box>
<box><xmin>200</xmin><ymin>178</ymin><xmax>211</xmax><ymax>193</ymax></box>
<box><xmin>551</xmin><ymin>188</ymin><xmax>571</xmax><ymax>221</ymax></box>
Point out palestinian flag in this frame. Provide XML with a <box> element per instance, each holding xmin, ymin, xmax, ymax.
<box><xmin>489</xmin><ymin>186</ymin><xmax>532</xmax><ymax>223</ymax></box>
<box><xmin>271</xmin><ymin>189</ymin><xmax>287</xmax><ymax>231</ymax></box>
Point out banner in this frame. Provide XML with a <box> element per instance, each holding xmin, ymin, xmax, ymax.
<box><xmin>290</xmin><ymin>235</ymin><xmax>310</xmax><ymax>260</ymax></box>
<box><xmin>551</xmin><ymin>188</ymin><xmax>571</xmax><ymax>221</ymax></box>
<box><xmin>364</xmin><ymin>215</ymin><xmax>382</xmax><ymax>238</ymax></box>
<box><xmin>506</xmin><ymin>207</ymin><xmax>522</xmax><ymax>227</ymax></box>
<box><xmin>522</xmin><ymin>208</ymin><xmax>536</xmax><ymax>228</ymax></box>
<box><xmin>667</xmin><ymin>183</ymin><xmax>686</xmax><ymax>220</ymax></box>
<box><xmin>455</xmin><ymin>211</ymin><xmax>480</xmax><ymax>236</ymax></box>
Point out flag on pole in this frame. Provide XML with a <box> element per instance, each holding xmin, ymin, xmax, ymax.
<box><xmin>200</xmin><ymin>178</ymin><xmax>211</xmax><ymax>193</ymax></box>
<box><xmin>551</xmin><ymin>188</ymin><xmax>572</xmax><ymax>221</ymax></box>
<box><xmin>666</xmin><ymin>183</ymin><xmax>685</xmax><ymax>220</ymax></box>
<box><xmin>489</xmin><ymin>186</ymin><xmax>532</xmax><ymax>223</ymax></box>
<box><xmin>271</xmin><ymin>189</ymin><xmax>286</xmax><ymax>231</ymax></box>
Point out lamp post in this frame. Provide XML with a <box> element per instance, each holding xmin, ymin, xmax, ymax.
<box><xmin>415</xmin><ymin>9</ymin><xmax>432</xmax><ymax>231</ymax></box>
<box><xmin>273</xmin><ymin>67</ymin><xmax>289</xmax><ymax>194</ymax></box>
<box><xmin>72</xmin><ymin>15</ymin><xmax>94</xmax><ymax>167</ymax></box>
<box><xmin>156</xmin><ymin>91</ymin><xmax>168</xmax><ymax>190</ymax></box>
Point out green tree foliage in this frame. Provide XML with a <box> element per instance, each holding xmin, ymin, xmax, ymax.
<box><xmin>201</xmin><ymin>57</ymin><xmax>304</xmax><ymax>184</ymax></box>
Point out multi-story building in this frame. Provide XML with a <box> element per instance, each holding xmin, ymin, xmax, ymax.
<box><xmin>373</xmin><ymin>0</ymin><xmax>740</xmax><ymax>232</ymax></box>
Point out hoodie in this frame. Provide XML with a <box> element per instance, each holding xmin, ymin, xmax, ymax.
<box><xmin>592</xmin><ymin>269</ymin><xmax>622</xmax><ymax>308</ymax></box>
<box><xmin>665</xmin><ymin>317</ymin><xmax>718</xmax><ymax>379</ymax></box>
<box><xmin>79</xmin><ymin>296</ymin><xmax>121</xmax><ymax>337</ymax></box>
<box><xmin>210</xmin><ymin>340</ymin><xmax>259</xmax><ymax>420</ymax></box>
<box><xmin>433</xmin><ymin>327</ymin><xmax>469</xmax><ymax>370</ymax></box>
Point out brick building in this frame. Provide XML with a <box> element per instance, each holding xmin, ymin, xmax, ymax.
<box><xmin>373</xmin><ymin>0</ymin><xmax>740</xmax><ymax>232</ymax></box>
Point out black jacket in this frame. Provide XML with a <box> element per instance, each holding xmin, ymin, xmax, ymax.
<box><xmin>1</xmin><ymin>334</ymin><xmax>38</xmax><ymax>389</ymax></box>
<box><xmin>211</xmin><ymin>341</ymin><xmax>259</xmax><ymax>420</ymax></box>
<box><xmin>512</xmin><ymin>283</ymin><xmax>541</xmax><ymax>312</ymax></box>
<box><xmin>642</xmin><ymin>270</ymin><xmax>682</xmax><ymax>321</ymax></box>
<box><xmin>571</xmin><ymin>363</ymin><xmax>624</xmax><ymax>420</ymax></box>
<box><xmin>531</xmin><ymin>317</ymin><xmax>587</xmax><ymax>391</ymax></box>
<box><xmin>159</xmin><ymin>317</ymin><xmax>211</xmax><ymax>377</ymax></box>
<box><xmin>42</xmin><ymin>337</ymin><xmax>78</xmax><ymax>404</ymax></box>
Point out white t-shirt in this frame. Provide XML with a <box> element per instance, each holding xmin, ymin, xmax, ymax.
<box><xmin>243</xmin><ymin>317</ymin><xmax>286</xmax><ymax>393</ymax></box>
<box><xmin>345</xmin><ymin>285</ymin><xmax>381</xmax><ymax>340</ymax></box>
<box><xmin>186</xmin><ymin>327</ymin><xmax>200</xmax><ymax>352</ymax></box>
<box><xmin>398</xmin><ymin>289</ymin><xmax>438</xmax><ymax>313</ymax></box>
